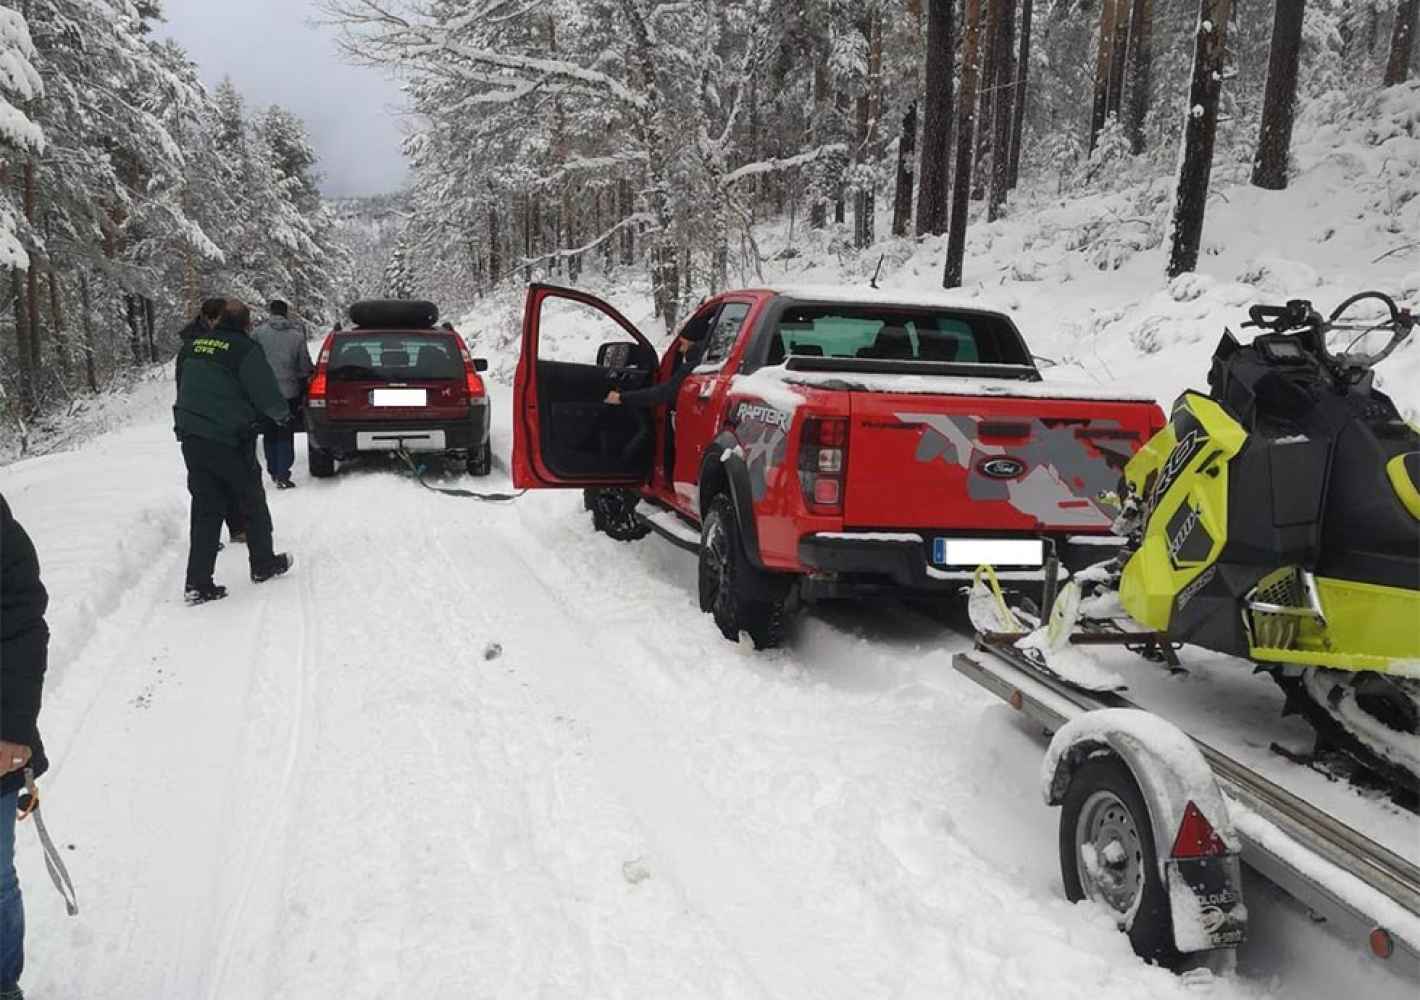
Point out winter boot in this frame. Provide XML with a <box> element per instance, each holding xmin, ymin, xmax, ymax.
<box><xmin>275</xmin><ymin>478</ymin><xmax>296</xmax><ymax>490</ymax></box>
<box><xmin>251</xmin><ymin>552</ymin><xmax>294</xmax><ymax>584</ymax></box>
<box><xmin>1</xmin><ymin>983</ymin><xmax>25</xmax><ymax>999</ymax></box>
<box><xmin>184</xmin><ymin>582</ymin><xmax>229</xmax><ymax>606</ymax></box>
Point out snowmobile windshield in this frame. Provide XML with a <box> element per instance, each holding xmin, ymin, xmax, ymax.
<box><xmin>328</xmin><ymin>334</ymin><xmax>464</xmax><ymax>381</ymax></box>
<box><xmin>767</xmin><ymin>305</ymin><xmax>1032</xmax><ymax>367</ymax></box>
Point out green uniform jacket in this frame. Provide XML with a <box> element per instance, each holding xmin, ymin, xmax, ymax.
<box><xmin>174</xmin><ymin>321</ymin><xmax>290</xmax><ymax>446</ymax></box>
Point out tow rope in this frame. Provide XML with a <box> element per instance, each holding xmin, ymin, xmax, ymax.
<box><xmin>17</xmin><ymin>767</ymin><xmax>79</xmax><ymax>916</ymax></box>
<box><xmin>396</xmin><ymin>448</ymin><xmax>526</xmax><ymax>503</ymax></box>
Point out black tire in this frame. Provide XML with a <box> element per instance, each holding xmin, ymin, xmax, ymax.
<box><xmin>1059</xmin><ymin>756</ymin><xmax>1182</xmax><ymax>969</ymax></box>
<box><xmin>699</xmin><ymin>494</ymin><xmax>791</xmax><ymax>650</ymax></box>
<box><xmin>308</xmin><ymin>443</ymin><xmax>336</xmax><ymax>478</ymax></box>
<box><xmin>465</xmin><ymin>443</ymin><xmax>492</xmax><ymax>477</ymax></box>
<box><xmin>588</xmin><ymin>488</ymin><xmax>651</xmax><ymax>542</ymax></box>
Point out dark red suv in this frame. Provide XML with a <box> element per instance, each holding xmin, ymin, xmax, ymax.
<box><xmin>305</xmin><ymin>300</ymin><xmax>491</xmax><ymax>477</ymax></box>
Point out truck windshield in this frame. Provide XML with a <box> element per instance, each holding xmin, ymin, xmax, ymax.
<box><xmin>768</xmin><ymin>306</ymin><xmax>1031</xmax><ymax>366</ymax></box>
<box><xmin>328</xmin><ymin>334</ymin><xmax>464</xmax><ymax>380</ymax></box>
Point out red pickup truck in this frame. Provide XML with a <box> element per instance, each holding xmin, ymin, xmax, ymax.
<box><xmin>512</xmin><ymin>283</ymin><xmax>1165</xmax><ymax>648</ymax></box>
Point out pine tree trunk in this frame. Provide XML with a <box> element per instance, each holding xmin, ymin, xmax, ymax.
<box><xmin>1091</xmin><ymin>0</ymin><xmax>1118</xmax><ymax>150</ymax></box>
<box><xmin>125</xmin><ymin>294</ymin><xmax>143</xmax><ymax>364</ymax></box>
<box><xmin>865</xmin><ymin>10</ymin><xmax>883</xmax><ymax>246</ymax></box>
<box><xmin>488</xmin><ymin>205</ymin><xmax>501</xmax><ymax>284</ymax></box>
<box><xmin>811</xmin><ymin>44</ymin><xmax>830</xmax><ymax>230</ymax></box>
<box><xmin>1008</xmin><ymin>0</ymin><xmax>1034</xmax><ymax>189</ymax></box>
<box><xmin>835</xmin><ymin>91</ymin><xmax>849</xmax><ymax>224</ymax></box>
<box><xmin>1251</xmin><ymin>0</ymin><xmax>1305</xmax><ymax>190</ymax></box>
<box><xmin>78</xmin><ymin>269</ymin><xmax>98</xmax><ymax>393</ymax></box>
<box><xmin>619</xmin><ymin>179</ymin><xmax>635</xmax><ymax>265</ymax></box>
<box><xmin>855</xmin><ymin>92</ymin><xmax>871</xmax><ymax>248</ymax></box>
<box><xmin>22</xmin><ymin>161</ymin><xmax>40</xmax><ymax>377</ymax></box>
<box><xmin>1167</xmin><ymin>0</ymin><xmax>1232</xmax><ymax>278</ymax></box>
<box><xmin>1107</xmin><ymin>0</ymin><xmax>1132</xmax><ymax>121</ymax></box>
<box><xmin>989</xmin><ymin>0</ymin><xmax>1017</xmax><ymax>221</ymax></box>
<box><xmin>893</xmin><ymin>102</ymin><xmax>918</xmax><ymax>236</ymax></box>
<box><xmin>974</xmin><ymin>0</ymin><xmax>1006</xmax><ymax>199</ymax></box>
<box><xmin>1124</xmin><ymin>0</ymin><xmax>1153</xmax><ymax>153</ymax></box>
<box><xmin>47</xmin><ymin>266</ymin><xmax>71</xmax><ymax>381</ymax></box>
<box><xmin>1385</xmin><ymin>0</ymin><xmax>1418</xmax><ymax>85</ymax></box>
<box><xmin>145</xmin><ymin>297</ymin><xmax>158</xmax><ymax>363</ymax></box>
<box><xmin>945</xmin><ymin>0</ymin><xmax>984</xmax><ymax>288</ymax></box>
<box><xmin>916</xmin><ymin>0</ymin><xmax>955</xmax><ymax>236</ymax></box>
<box><xmin>11</xmin><ymin>268</ymin><xmax>33</xmax><ymax>416</ymax></box>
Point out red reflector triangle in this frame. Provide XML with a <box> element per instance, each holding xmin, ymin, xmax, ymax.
<box><xmin>1170</xmin><ymin>800</ymin><xmax>1228</xmax><ymax>858</ymax></box>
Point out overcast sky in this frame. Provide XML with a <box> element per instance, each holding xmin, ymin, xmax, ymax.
<box><xmin>157</xmin><ymin>0</ymin><xmax>410</xmax><ymax>198</ymax></box>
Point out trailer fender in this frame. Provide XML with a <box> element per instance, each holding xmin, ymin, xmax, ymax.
<box><xmin>700</xmin><ymin>433</ymin><xmax>765</xmax><ymax>570</ymax></box>
<box><xmin>1043</xmin><ymin>708</ymin><xmax>1246</xmax><ymax>954</ymax></box>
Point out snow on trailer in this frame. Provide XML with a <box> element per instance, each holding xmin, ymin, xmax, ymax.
<box><xmin>953</xmin><ymin>638</ymin><xmax>1420</xmax><ymax>981</ymax></box>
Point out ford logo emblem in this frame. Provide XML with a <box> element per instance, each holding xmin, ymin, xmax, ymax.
<box><xmin>979</xmin><ymin>457</ymin><xmax>1026</xmax><ymax>480</ymax></box>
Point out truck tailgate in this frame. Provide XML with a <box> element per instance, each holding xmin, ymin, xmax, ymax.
<box><xmin>844</xmin><ymin>391</ymin><xmax>1160</xmax><ymax>532</ymax></box>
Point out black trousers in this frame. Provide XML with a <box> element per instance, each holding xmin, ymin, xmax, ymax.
<box><xmin>182</xmin><ymin>437</ymin><xmax>276</xmax><ymax>588</ymax></box>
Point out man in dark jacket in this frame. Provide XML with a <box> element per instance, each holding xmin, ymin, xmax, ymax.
<box><xmin>1</xmin><ymin>494</ymin><xmax>48</xmax><ymax>998</ymax></box>
<box><xmin>174</xmin><ymin>299</ymin><xmax>295</xmax><ymax>604</ymax></box>
<box><xmin>177</xmin><ymin>297</ymin><xmax>227</xmax><ymax>343</ymax></box>
<box><xmin>604</xmin><ymin>315</ymin><xmax>711</xmax><ymax>482</ymax></box>
<box><xmin>177</xmin><ymin>298</ymin><xmax>247</xmax><ymax>544</ymax></box>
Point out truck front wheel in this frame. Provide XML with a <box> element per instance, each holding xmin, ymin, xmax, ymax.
<box><xmin>700</xmin><ymin>494</ymin><xmax>790</xmax><ymax>650</ymax></box>
<box><xmin>1059</xmin><ymin>756</ymin><xmax>1182</xmax><ymax>969</ymax></box>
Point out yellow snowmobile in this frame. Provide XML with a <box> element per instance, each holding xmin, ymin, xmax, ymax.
<box><xmin>1116</xmin><ymin>291</ymin><xmax>1419</xmax><ymax>794</ymax></box>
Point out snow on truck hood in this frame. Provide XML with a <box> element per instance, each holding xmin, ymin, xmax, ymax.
<box><xmin>733</xmin><ymin>365</ymin><xmax>1159</xmax><ymax>405</ymax></box>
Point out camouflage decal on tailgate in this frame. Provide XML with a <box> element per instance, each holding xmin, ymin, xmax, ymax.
<box><xmin>733</xmin><ymin>401</ymin><xmax>792</xmax><ymax>501</ymax></box>
<box><xmin>895</xmin><ymin>411</ymin><xmax>1125</xmax><ymax>528</ymax></box>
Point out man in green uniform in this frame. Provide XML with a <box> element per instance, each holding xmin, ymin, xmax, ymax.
<box><xmin>174</xmin><ymin>300</ymin><xmax>294</xmax><ymax>604</ymax></box>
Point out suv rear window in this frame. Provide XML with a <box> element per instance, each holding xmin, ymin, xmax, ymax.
<box><xmin>329</xmin><ymin>333</ymin><xmax>462</xmax><ymax>380</ymax></box>
<box><xmin>766</xmin><ymin>305</ymin><xmax>1030</xmax><ymax>366</ymax></box>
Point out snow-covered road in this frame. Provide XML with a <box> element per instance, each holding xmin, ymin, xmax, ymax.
<box><xmin>2</xmin><ymin>385</ymin><xmax>1409</xmax><ymax>999</ymax></box>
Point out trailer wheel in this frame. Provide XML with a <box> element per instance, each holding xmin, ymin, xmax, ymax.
<box><xmin>1060</xmin><ymin>755</ymin><xmax>1182</xmax><ymax>969</ymax></box>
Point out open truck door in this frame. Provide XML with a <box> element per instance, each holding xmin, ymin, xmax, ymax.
<box><xmin>512</xmin><ymin>283</ymin><xmax>661</xmax><ymax>489</ymax></box>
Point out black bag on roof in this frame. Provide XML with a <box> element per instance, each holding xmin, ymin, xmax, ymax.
<box><xmin>349</xmin><ymin>299</ymin><xmax>439</xmax><ymax>329</ymax></box>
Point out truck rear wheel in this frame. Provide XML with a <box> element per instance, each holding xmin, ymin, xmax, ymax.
<box><xmin>700</xmin><ymin>494</ymin><xmax>790</xmax><ymax>650</ymax></box>
<box><xmin>465</xmin><ymin>443</ymin><xmax>492</xmax><ymax>477</ymax></box>
<box><xmin>1059</xmin><ymin>756</ymin><xmax>1182</xmax><ymax>969</ymax></box>
<box><xmin>308</xmin><ymin>443</ymin><xmax>336</xmax><ymax>479</ymax></box>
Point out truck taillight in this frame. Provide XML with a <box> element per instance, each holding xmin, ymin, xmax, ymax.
<box><xmin>800</xmin><ymin>417</ymin><xmax>848</xmax><ymax>514</ymax></box>
<box><xmin>1169</xmin><ymin>801</ymin><xmax>1228</xmax><ymax>859</ymax></box>
<box><xmin>307</xmin><ymin>333</ymin><xmax>334</xmax><ymax>408</ymax></box>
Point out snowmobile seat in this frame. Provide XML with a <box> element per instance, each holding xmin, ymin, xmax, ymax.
<box><xmin>1387</xmin><ymin>452</ymin><xmax>1420</xmax><ymax>521</ymax></box>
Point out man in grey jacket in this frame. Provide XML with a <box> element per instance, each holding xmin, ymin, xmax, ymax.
<box><xmin>250</xmin><ymin>300</ymin><xmax>314</xmax><ymax>489</ymax></box>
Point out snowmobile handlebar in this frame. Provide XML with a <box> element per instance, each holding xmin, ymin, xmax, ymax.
<box><xmin>1244</xmin><ymin>291</ymin><xmax>1413</xmax><ymax>379</ymax></box>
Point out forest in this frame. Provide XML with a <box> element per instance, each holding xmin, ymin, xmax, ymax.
<box><xmin>4</xmin><ymin>0</ymin><xmax>1419</xmax><ymax>440</ymax></box>
<box><xmin>0</xmin><ymin>1</ymin><xmax>341</xmax><ymax>444</ymax></box>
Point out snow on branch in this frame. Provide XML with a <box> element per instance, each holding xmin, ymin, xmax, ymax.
<box><xmin>517</xmin><ymin>212</ymin><xmax>657</xmax><ymax>268</ymax></box>
<box><xmin>720</xmin><ymin>144</ymin><xmax>847</xmax><ymax>187</ymax></box>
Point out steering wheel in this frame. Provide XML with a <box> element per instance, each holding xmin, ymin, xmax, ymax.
<box><xmin>1320</xmin><ymin>291</ymin><xmax>1414</xmax><ymax>376</ymax></box>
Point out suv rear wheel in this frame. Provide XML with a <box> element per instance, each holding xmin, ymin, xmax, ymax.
<box><xmin>699</xmin><ymin>494</ymin><xmax>791</xmax><ymax>650</ymax></box>
<box><xmin>465</xmin><ymin>443</ymin><xmax>491</xmax><ymax>477</ymax></box>
<box><xmin>308</xmin><ymin>443</ymin><xmax>336</xmax><ymax>478</ymax></box>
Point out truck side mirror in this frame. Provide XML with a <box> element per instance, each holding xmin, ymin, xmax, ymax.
<box><xmin>473</xmin><ymin>358</ymin><xmax>489</xmax><ymax>372</ymax></box>
<box><xmin>597</xmin><ymin>341</ymin><xmax>633</xmax><ymax>368</ymax></box>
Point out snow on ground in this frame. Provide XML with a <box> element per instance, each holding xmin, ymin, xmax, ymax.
<box><xmin>0</xmin><ymin>386</ymin><xmax>1408</xmax><ymax>999</ymax></box>
<box><xmin>3</xmin><ymin>82</ymin><xmax>1417</xmax><ymax>1000</ymax></box>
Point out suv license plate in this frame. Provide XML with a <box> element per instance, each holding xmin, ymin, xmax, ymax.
<box><xmin>933</xmin><ymin>538</ymin><xmax>1044</xmax><ymax>567</ymax></box>
<box><xmin>372</xmin><ymin>389</ymin><xmax>427</xmax><ymax>407</ymax></box>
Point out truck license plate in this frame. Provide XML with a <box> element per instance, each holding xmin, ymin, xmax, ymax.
<box><xmin>372</xmin><ymin>389</ymin><xmax>426</xmax><ymax>407</ymax></box>
<box><xmin>933</xmin><ymin>538</ymin><xmax>1045</xmax><ymax>566</ymax></box>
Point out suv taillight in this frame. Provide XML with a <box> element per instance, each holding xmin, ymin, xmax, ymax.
<box><xmin>799</xmin><ymin>416</ymin><xmax>848</xmax><ymax>514</ymax></box>
<box><xmin>455</xmin><ymin>338</ymin><xmax>485</xmax><ymax>400</ymax></box>
<box><xmin>307</xmin><ymin>333</ymin><xmax>334</xmax><ymax>408</ymax></box>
